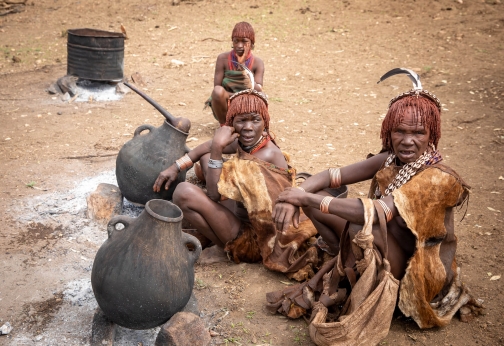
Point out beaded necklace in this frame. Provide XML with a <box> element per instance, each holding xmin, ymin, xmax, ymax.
<box><xmin>228</xmin><ymin>50</ymin><xmax>254</xmax><ymax>71</ymax></box>
<box><xmin>382</xmin><ymin>150</ymin><xmax>433</xmax><ymax>197</ymax></box>
<box><xmin>239</xmin><ymin>135</ymin><xmax>270</xmax><ymax>154</ymax></box>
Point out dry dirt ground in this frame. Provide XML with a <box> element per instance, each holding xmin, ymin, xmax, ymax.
<box><xmin>1</xmin><ymin>0</ymin><xmax>503</xmax><ymax>345</ymax></box>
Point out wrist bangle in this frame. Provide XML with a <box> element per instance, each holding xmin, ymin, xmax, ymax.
<box><xmin>175</xmin><ymin>154</ymin><xmax>193</xmax><ymax>171</ymax></box>
<box><xmin>329</xmin><ymin>168</ymin><xmax>341</xmax><ymax>188</ymax></box>
<box><xmin>208</xmin><ymin>158</ymin><xmax>223</xmax><ymax>169</ymax></box>
<box><xmin>320</xmin><ymin>196</ymin><xmax>334</xmax><ymax>214</ymax></box>
<box><xmin>296</xmin><ymin>186</ymin><xmax>305</xmax><ymax>192</ymax></box>
<box><xmin>175</xmin><ymin>161</ymin><xmax>181</xmax><ymax>172</ymax></box>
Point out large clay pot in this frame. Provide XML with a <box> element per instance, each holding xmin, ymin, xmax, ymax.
<box><xmin>116</xmin><ymin>120</ymin><xmax>189</xmax><ymax>205</ymax></box>
<box><xmin>91</xmin><ymin>199</ymin><xmax>202</xmax><ymax>329</ymax></box>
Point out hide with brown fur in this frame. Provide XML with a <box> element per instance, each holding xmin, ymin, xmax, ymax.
<box><xmin>218</xmin><ymin>148</ymin><xmax>318</xmax><ymax>278</ymax></box>
<box><xmin>391</xmin><ymin>165</ymin><xmax>472</xmax><ymax>328</ymax></box>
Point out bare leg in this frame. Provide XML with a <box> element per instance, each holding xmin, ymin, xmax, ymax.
<box><xmin>210</xmin><ymin>86</ymin><xmax>231</xmax><ymax>124</ymax></box>
<box><xmin>173</xmin><ymin>182</ymin><xmax>241</xmax><ymax>248</ymax></box>
<box><xmin>302</xmin><ymin>190</ymin><xmax>347</xmax><ymax>254</ymax></box>
<box><xmin>304</xmin><ymin>189</ymin><xmax>413</xmax><ymax>280</ymax></box>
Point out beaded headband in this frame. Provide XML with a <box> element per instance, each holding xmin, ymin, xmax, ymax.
<box><xmin>229</xmin><ymin>88</ymin><xmax>269</xmax><ymax>106</ymax></box>
<box><xmin>377</xmin><ymin>68</ymin><xmax>442</xmax><ymax>111</ymax></box>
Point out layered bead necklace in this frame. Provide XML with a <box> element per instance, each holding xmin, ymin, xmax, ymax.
<box><xmin>382</xmin><ymin>150</ymin><xmax>433</xmax><ymax>197</ymax></box>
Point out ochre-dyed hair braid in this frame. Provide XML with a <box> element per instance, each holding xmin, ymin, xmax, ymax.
<box><xmin>232</xmin><ymin>22</ymin><xmax>255</xmax><ymax>45</ymax></box>
<box><xmin>380</xmin><ymin>95</ymin><xmax>441</xmax><ymax>150</ymax></box>
<box><xmin>225</xmin><ymin>93</ymin><xmax>270</xmax><ymax>130</ymax></box>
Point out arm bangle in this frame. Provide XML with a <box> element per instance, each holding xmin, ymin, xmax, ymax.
<box><xmin>208</xmin><ymin>158</ymin><xmax>223</xmax><ymax>169</ymax></box>
<box><xmin>377</xmin><ymin>199</ymin><xmax>393</xmax><ymax>222</ymax></box>
<box><xmin>175</xmin><ymin>154</ymin><xmax>193</xmax><ymax>171</ymax></box>
<box><xmin>329</xmin><ymin>168</ymin><xmax>341</xmax><ymax>188</ymax></box>
<box><xmin>320</xmin><ymin>196</ymin><xmax>334</xmax><ymax>214</ymax></box>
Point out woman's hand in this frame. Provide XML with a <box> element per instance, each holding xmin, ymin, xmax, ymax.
<box><xmin>212</xmin><ymin>126</ymin><xmax>239</xmax><ymax>151</ymax></box>
<box><xmin>153</xmin><ymin>165</ymin><xmax>179</xmax><ymax>192</ymax></box>
<box><xmin>273</xmin><ymin>202</ymin><xmax>300</xmax><ymax>232</ymax></box>
<box><xmin>276</xmin><ymin>187</ymin><xmax>307</xmax><ymax>207</ymax></box>
<box><xmin>237</xmin><ymin>43</ymin><xmax>251</xmax><ymax>65</ymax></box>
<box><xmin>273</xmin><ymin>187</ymin><xmax>307</xmax><ymax>232</ymax></box>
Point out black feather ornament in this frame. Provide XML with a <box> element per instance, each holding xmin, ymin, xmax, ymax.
<box><xmin>377</xmin><ymin>67</ymin><xmax>422</xmax><ymax>90</ymax></box>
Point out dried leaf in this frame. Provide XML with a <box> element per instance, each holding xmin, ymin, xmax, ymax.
<box><xmin>490</xmin><ymin>275</ymin><xmax>501</xmax><ymax>281</ymax></box>
<box><xmin>487</xmin><ymin>207</ymin><xmax>501</xmax><ymax>213</ymax></box>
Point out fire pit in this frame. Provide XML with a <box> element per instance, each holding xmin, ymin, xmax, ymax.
<box><xmin>67</xmin><ymin>28</ymin><xmax>125</xmax><ymax>82</ymax></box>
<box><xmin>47</xmin><ymin>28</ymin><xmax>129</xmax><ymax>102</ymax></box>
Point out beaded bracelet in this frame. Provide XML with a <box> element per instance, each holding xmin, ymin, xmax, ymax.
<box><xmin>320</xmin><ymin>196</ymin><xmax>334</xmax><ymax>214</ymax></box>
<box><xmin>328</xmin><ymin>168</ymin><xmax>341</xmax><ymax>188</ymax></box>
<box><xmin>296</xmin><ymin>186</ymin><xmax>306</xmax><ymax>192</ymax></box>
<box><xmin>175</xmin><ymin>154</ymin><xmax>193</xmax><ymax>171</ymax></box>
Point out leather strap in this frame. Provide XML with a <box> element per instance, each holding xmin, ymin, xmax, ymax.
<box><xmin>373</xmin><ymin>200</ymin><xmax>389</xmax><ymax>261</ymax></box>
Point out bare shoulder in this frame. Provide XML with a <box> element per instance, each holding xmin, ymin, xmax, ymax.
<box><xmin>253</xmin><ymin>55</ymin><xmax>264</xmax><ymax>64</ymax></box>
<box><xmin>253</xmin><ymin>55</ymin><xmax>264</xmax><ymax>68</ymax></box>
<box><xmin>216</xmin><ymin>51</ymin><xmax>230</xmax><ymax>67</ymax></box>
<box><xmin>253</xmin><ymin>141</ymin><xmax>287</xmax><ymax>169</ymax></box>
<box><xmin>217</xmin><ymin>51</ymin><xmax>230</xmax><ymax>60</ymax></box>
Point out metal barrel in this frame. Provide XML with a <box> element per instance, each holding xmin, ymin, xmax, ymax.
<box><xmin>67</xmin><ymin>28</ymin><xmax>124</xmax><ymax>82</ymax></box>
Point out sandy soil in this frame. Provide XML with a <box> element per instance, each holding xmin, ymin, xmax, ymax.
<box><xmin>0</xmin><ymin>0</ymin><xmax>503</xmax><ymax>345</ymax></box>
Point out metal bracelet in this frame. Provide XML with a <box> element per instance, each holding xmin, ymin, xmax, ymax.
<box><xmin>329</xmin><ymin>167</ymin><xmax>341</xmax><ymax>188</ymax></box>
<box><xmin>320</xmin><ymin>196</ymin><xmax>334</xmax><ymax>214</ymax></box>
<box><xmin>207</xmin><ymin>158</ymin><xmax>223</xmax><ymax>169</ymax></box>
<box><xmin>377</xmin><ymin>199</ymin><xmax>393</xmax><ymax>222</ymax></box>
<box><xmin>175</xmin><ymin>154</ymin><xmax>193</xmax><ymax>171</ymax></box>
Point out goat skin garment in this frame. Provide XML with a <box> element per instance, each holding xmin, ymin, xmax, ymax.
<box><xmin>217</xmin><ymin>148</ymin><xmax>319</xmax><ymax>280</ymax></box>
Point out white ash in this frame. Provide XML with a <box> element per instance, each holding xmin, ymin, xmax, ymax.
<box><xmin>64</xmin><ymin>279</ymin><xmax>97</xmax><ymax>309</ymax></box>
<box><xmin>74</xmin><ymin>79</ymin><xmax>125</xmax><ymax>102</ymax></box>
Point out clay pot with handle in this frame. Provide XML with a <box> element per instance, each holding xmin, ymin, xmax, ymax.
<box><xmin>116</xmin><ymin>120</ymin><xmax>190</xmax><ymax>205</ymax></box>
<box><xmin>91</xmin><ymin>199</ymin><xmax>202</xmax><ymax>329</ymax></box>
<box><xmin>116</xmin><ymin>82</ymin><xmax>191</xmax><ymax>205</ymax></box>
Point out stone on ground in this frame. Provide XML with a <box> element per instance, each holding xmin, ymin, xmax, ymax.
<box><xmin>90</xmin><ymin>308</ymin><xmax>116</xmax><ymax>346</ymax></box>
<box><xmin>86</xmin><ymin>183</ymin><xmax>123</xmax><ymax>222</ymax></box>
<box><xmin>197</xmin><ymin>245</ymin><xmax>229</xmax><ymax>265</ymax></box>
<box><xmin>155</xmin><ymin>312</ymin><xmax>210</xmax><ymax>346</ymax></box>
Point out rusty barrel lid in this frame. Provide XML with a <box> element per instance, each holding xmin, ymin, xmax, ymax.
<box><xmin>67</xmin><ymin>28</ymin><xmax>125</xmax><ymax>82</ymax></box>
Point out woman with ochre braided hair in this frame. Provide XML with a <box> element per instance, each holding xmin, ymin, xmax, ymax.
<box><xmin>155</xmin><ymin>90</ymin><xmax>319</xmax><ymax>277</ymax></box>
<box><xmin>270</xmin><ymin>68</ymin><xmax>483</xmax><ymax>331</ymax></box>
<box><xmin>204</xmin><ymin>22</ymin><xmax>265</xmax><ymax>124</ymax></box>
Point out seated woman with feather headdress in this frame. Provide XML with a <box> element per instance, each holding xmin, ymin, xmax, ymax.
<box><xmin>268</xmin><ymin>69</ymin><xmax>484</xmax><ymax>341</ymax></box>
